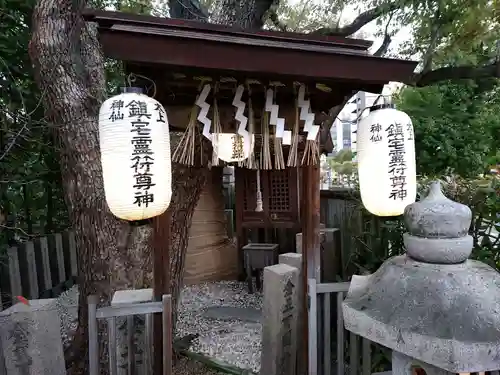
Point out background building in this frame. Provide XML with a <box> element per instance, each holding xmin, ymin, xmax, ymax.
<box><xmin>329</xmin><ymin>88</ymin><xmax>398</xmax><ymax>156</ymax></box>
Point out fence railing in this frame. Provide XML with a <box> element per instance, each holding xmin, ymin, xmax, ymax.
<box><xmin>88</xmin><ymin>294</ymin><xmax>173</xmax><ymax>375</ymax></box>
<box><xmin>308</xmin><ymin>279</ymin><xmax>380</xmax><ymax>375</ymax></box>
<box><xmin>0</xmin><ymin>231</ymin><xmax>77</xmax><ymax>310</ymax></box>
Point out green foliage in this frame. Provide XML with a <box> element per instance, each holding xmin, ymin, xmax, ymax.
<box><xmin>0</xmin><ymin>0</ymin><xmax>145</xmax><ymax>254</ymax></box>
<box><xmin>396</xmin><ymin>80</ymin><xmax>500</xmax><ymax>178</ymax></box>
<box><xmin>272</xmin><ymin>0</ymin><xmax>350</xmax><ymax>33</ymax></box>
<box><xmin>342</xmin><ymin>200</ymin><xmax>406</xmax><ymax>276</ymax></box>
<box><xmin>438</xmin><ymin>176</ymin><xmax>500</xmax><ymax>267</ymax></box>
<box><xmin>344</xmin><ymin>176</ymin><xmax>500</xmax><ymax>277</ymax></box>
<box><xmin>0</xmin><ymin>0</ymin><xmax>70</xmax><ymax>253</ymax></box>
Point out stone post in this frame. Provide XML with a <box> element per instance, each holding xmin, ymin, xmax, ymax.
<box><xmin>278</xmin><ymin>253</ymin><xmax>304</xmax><ymax>375</ymax></box>
<box><xmin>0</xmin><ymin>299</ymin><xmax>65</xmax><ymax>375</ymax></box>
<box><xmin>296</xmin><ymin>223</ymin><xmax>326</xmax><ymax>254</ymax></box>
<box><xmin>260</xmin><ymin>264</ymin><xmax>299</xmax><ymax>375</ymax></box>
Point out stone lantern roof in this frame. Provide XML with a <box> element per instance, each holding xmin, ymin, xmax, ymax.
<box><xmin>342</xmin><ymin>181</ymin><xmax>500</xmax><ymax>373</ymax></box>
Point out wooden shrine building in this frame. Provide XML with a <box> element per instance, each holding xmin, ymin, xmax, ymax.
<box><xmin>84</xmin><ymin>6</ymin><xmax>417</xmax><ymax>284</ymax></box>
<box><xmin>84</xmin><ymin>8</ymin><xmax>417</xmax><ymax>373</ymax></box>
<box><xmin>84</xmin><ymin>10</ymin><xmax>415</xmax><ymax>265</ymax></box>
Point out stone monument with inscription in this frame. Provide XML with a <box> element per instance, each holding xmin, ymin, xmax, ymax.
<box><xmin>260</xmin><ymin>263</ymin><xmax>299</xmax><ymax>375</ymax></box>
<box><xmin>278</xmin><ymin>253</ymin><xmax>304</xmax><ymax>375</ymax></box>
<box><xmin>343</xmin><ymin>182</ymin><xmax>500</xmax><ymax>375</ymax></box>
<box><xmin>0</xmin><ymin>299</ymin><xmax>65</xmax><ymax>375</ymax></box>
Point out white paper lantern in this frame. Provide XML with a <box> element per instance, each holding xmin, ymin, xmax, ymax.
<box><xmin>99</xmin><ymin>87</ymin><xmax>172</xmax><ymax>221</ymax></box>
<box><xmin>357</xmin><ymin>104</ymin><xmax>417</xmax><ymax>216</ymax></box>
<box><xmin>212</xmin><ymin>133</ymin><xmax>254</xmax><ymax>163</ymax></box>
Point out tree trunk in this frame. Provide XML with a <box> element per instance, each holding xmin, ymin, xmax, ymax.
<box><xmin>153</xmin><ymin>160</ymin><xmax>210</xmax><ymax>328</ymax></box>
<box><xmin>29</xmin><ymin>0</ymin><xmax>275</xmax><ymax>372</ymax></box>
<box><xmin>29</xmin><ymin>2</ymin><xmax>152</xmax><ymax>374</ymax></box>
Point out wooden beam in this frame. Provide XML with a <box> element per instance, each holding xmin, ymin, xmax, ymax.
<box><xmin>83</xmin><ymin>9</ymin><xmax>374</xmax><ymax>51</ymax></box>
<box><xmin>300</xmin><ymin>163</ymin><xmax>321</xmax><ymax>374</ymax></box>
<box><xmin>98</xmin><ymin>29</ymin><xmax>416</xmax><ymax>87</ymax></box>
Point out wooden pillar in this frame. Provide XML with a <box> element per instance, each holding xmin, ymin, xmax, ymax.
<box><xmin>152</xmin><ymin>211</ymin><xmax>171</xmax><ymax>375</ymax></box>
<box><xmin>234</xmin><ymin>167</ymin><xmax>245</xmax><ymax>280</ymax></box>
<box><xmin>300</xmin><ymin>163</ymin><xmax>321</xmax><ymax>375</ymax></box>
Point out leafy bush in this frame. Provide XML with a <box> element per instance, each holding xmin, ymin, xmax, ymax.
<box><xmin>342</xmin><ymin>175</ymin><xmax>499</xmax><ymax>276</ymax></box>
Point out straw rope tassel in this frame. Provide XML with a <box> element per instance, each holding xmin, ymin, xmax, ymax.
<box><xmin>261</xmin><ymin>109</ymin><xmax>272</xmax><ymax>170</ymax></box>
<box><xmin>301</xmin><ymin>132</ymin><xmax>320</xmax><ymax>166</ymax></box>
<box><xmin>243</xmin><ymin>84</ymin><xmax>257</xmax><ymax>169</ymax></box>
<box><xmin>172</xmin><ymin>104</ymin><xmax>199</xmax><ymax>165</ymax></box>
<box><xmin>211</xmin><ymin>92</ymin><xmax>222</xmax><ymax>167</ymax></box>
<box><xmin>173</xmin><ymin>83</ymin><xmax>206</xmax><ymax>166</ymax></box>
<box><xmin>287</xmin><ymin>97</ymin><xmax>300</xmax><ymax>167</ymax></box>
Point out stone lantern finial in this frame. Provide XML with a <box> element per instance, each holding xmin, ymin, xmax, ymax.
<box><xmin>342</xmin><ymin>181</ymin><xmax>500</xmax><ymax>374</ymax></box>
<box><xmin>403</xmin><ymin>180</ymin><xmax>473</xmax><ymax>264</ymax></box>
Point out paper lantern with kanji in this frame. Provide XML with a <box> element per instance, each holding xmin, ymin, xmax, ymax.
<box><xmin>212</xmin><ymin>133</ymin><xmax>254</xmax><ymax>163</ymax></box>
<box><xmin>356</xmin><ymin>104</ymin><xmax>417</xmax><ymax>217</ymax></box>
<box><xmin>99</xmin><ymin>88</ymin><xmax>172</xmax><ymax>221</ymax></box>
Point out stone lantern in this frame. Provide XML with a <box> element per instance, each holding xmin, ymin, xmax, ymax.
<box><xmin>342</xmin><ymin>181</ymin><xmax>500</xmax><ymax>375</ymax></box>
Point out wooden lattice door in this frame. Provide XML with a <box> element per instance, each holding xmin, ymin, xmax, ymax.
<box><xmin>235</xmin><ymin>167</ymin><xmax>299</xmax><ymax>228</ymax></box>
<box><xmin>235</xmin><ymin>167</ymin><xmax>300</xmax><ymax>277</ymax></box>
<box><xmin>265</xmin><ymin>168</ymin><xmax>298</xmax><ymax>226</ymax></box>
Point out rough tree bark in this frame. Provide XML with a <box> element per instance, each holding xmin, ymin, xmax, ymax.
<box><xmin>28</xmin><ymin>1</ymin><xmax>217</xmax><ymax>374</ymax></box>
<box><xmin>29</xmin><ymin>1</ymin><xmax>152</xmax><ymax>374</ymax></box>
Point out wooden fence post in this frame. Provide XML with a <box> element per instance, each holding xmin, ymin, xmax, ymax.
<box><xmin>162</xmin><ymin>294</ymin><xmax>172</xmax><ymax>375</ymax></box>
<box><xmin>53</xmin><ymin>233</ymin><xmax>66</xmax><ymax>283</ymax></box>
<box><xmin>0</xmin><ymin>230</ymin><xmax>78</xmax><ymax>309</ymax></box>
<box><xmin>24</xmin><ymin>241</ymin><xmax>39</xmax><ymax>298</ymax></box>
<box><xmin>88</xmin><ymin>295</ymin><xmax>99</xmax><ymax>375</ymax></box>
<box><xmin>39</xmin><ymin>236</ymin><xmax>53</xmax><ymax>291</ymax></box>
<box><xmin>7</xmin><ymin>247</ymin><xmax>22</xmax><ymax>299</ymax></box>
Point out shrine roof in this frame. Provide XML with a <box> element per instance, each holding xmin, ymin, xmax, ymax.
<box><xmin>83</xmin><ymin>9</ymin><xmax>417</xmax><ymax>93</ymax></box>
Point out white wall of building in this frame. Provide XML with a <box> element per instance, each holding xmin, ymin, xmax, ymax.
<box><xmin>330</xmin><ymin>89</ymin><xmax>395</xmax><ymax>155</ymax></box>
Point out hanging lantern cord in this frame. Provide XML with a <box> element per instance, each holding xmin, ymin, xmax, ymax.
<box><xmin>126</xmin><ymin>73</ymin><xmax>157</xmax><ymax>98</ymax></box>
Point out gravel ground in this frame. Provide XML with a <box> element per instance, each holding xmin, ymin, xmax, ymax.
<box><xmin>56</xmin><ymin>281</ymin><xmax>262</xmax><ymax>373</ymax></box>
<box><xmin>177</xmin><ymin>281</ymin><xmax>262</xmax><ymax>373</ymax></box>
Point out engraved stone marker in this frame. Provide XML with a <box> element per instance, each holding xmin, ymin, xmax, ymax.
<box><xmin>279</xmin><ymin>253</ymin><xmax>304</xmax><ymax>373</ymax></box>
<box><xmin>260</xmin><ymin>263</ymin><xmax>299</xmax><ymax>375</ymax></box>
<box><xmin>0</xmin><ymin>299</ymin><xmax>65</xmax><ymax>375</ymax></box>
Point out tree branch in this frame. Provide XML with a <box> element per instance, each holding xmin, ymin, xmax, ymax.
<box><xmin>374</xmin><ymin>31</ymin><xmax>391</xmax><ymax>57</ymax></box>
<box><xmin>412</xmin><ymin>62</ymin><xmax>500</xmax><ymax>87</ymax></box>
<box><xmin>312</xmin><ymin>1</ymin><xmax>401</xmax><ymax>37</ymax></box>
<box><xmin>420</xmin><ymin>7</ymin><xmax>445</xmax><ymax>74</ymax></box>
<box><xmin>373</xmin><ymin>13</ymin><xmax>393</xmax><ymax>57</ymax></box>
<box><xmin>319</xmin><ymin>12</ymin><xmax>394</xmax><ymax>140</ymax></box>
<box><xmin>169</xmin><ymin>0</ymin><xmax>208</xmax><ymax>21</ymax></box>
